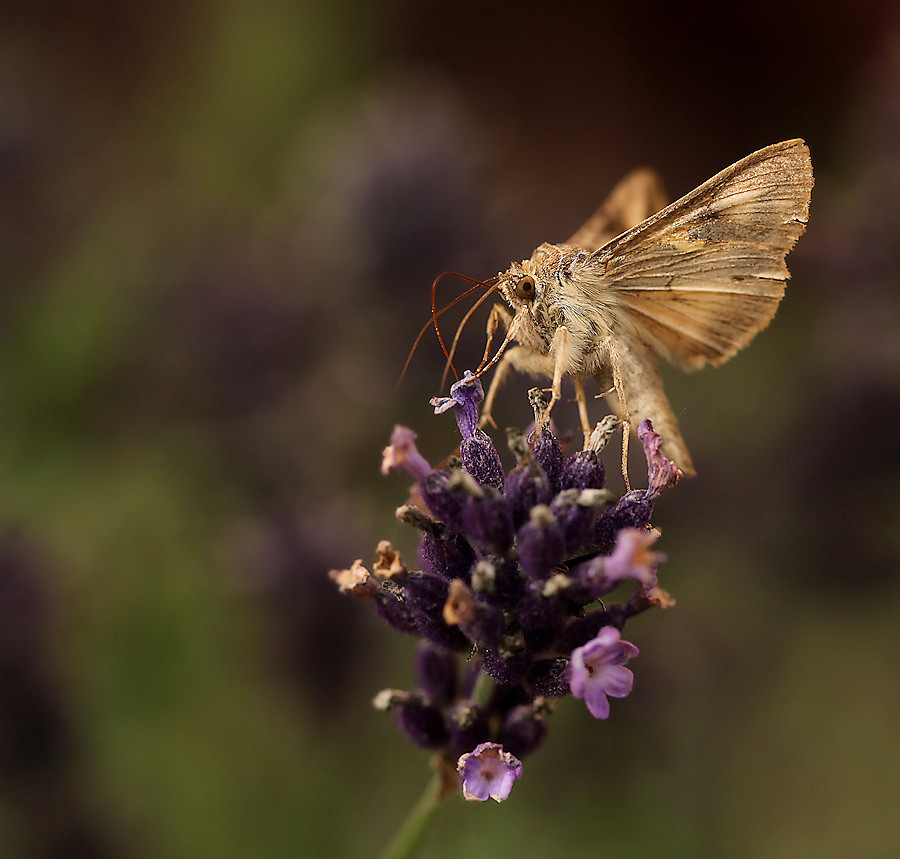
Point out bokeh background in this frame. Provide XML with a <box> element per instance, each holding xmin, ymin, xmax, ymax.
<box><xmin>2</xmin><ymin>1</ymin><xmax>899</xmax><ymax>856</ymax></box>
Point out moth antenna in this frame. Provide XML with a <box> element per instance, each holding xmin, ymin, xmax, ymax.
<box><xmin>439</xmin><ymin>276</ymin><xmax>500</xmax><ymax>390</ymax></box>
<box><xmin>397</xmin><ymin>274</ymin><xmax>495</xmax><ymax>387</ymax></box>
<box><xmin>432</xmin><ymin>272</ymin><xmax>496</xmax><ymax>383</ymax></box>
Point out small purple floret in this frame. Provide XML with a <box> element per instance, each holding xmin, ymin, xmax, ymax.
<box><xmin>431</xmin><ymin>370</ymin><xmax>483</xmax><ymax>440</ymax></box>
<box><xmin>457</xmin><ymin>742</ymin><xmax>523</xmax><ymax>802</ymax></box>
<box><xmin>604</xmin><ymin>527</ymin><xmax>663</xmax><ymax>587</ymax></box>
<box><xmin>569</xmin><ymin>626</ymin><xmax>639</xmax><ymax>720</ymax></box>
<box><xmin>432</xmin><ymin>372</ymin><xmax>504</xmax><ymax>489</ymax></box>
<box><xmin>639</xmin><ymin>419</ymin><xmax>681</xmax><ymax>499</ymax></box>
<box><xmin>381</xmin><ymin>425</ymin><xmax>432</xmax><ymax>481</ymax></box>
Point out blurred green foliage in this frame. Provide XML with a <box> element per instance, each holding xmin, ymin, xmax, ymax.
<box><xmin>1</xmin><ymin>1</ymin><xmax>899</xmax><ymax>857</ymax></box>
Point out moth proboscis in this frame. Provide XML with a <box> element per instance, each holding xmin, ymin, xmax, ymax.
<box><xmin>467</xmin><ymin>139</ymin><xmax>813</xmax><ymax>480</ymax></box>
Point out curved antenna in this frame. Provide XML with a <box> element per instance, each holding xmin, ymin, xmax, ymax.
<box><xmin>439</xmin><ymin>275</ymin><xmax>500</xmax><ymax>390</ymax></box>
<box><xmin>397</xmin><ymin>274</ymin><xmax>493</xmax><ymax>387</ymax></box>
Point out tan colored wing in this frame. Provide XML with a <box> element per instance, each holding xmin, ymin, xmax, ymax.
<box><xmin>592</xmin><ymin>139</ymin><xmax>813</xmax><ymax>370</ymax></box>
<box><xmin>567</xmin><ymin>168</ymin><xmax>667</xmax><ymax>251</ymax></box>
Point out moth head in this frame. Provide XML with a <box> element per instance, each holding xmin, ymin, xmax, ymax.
<box><xmin>499</xmin><ymin>260</ymin><xmax>544</xmax><ymax>314</ymax></box>
<box><xmin>515</xmin><ymin>274</ymin><xmax>536</xmax><ymax>302</ymax></box>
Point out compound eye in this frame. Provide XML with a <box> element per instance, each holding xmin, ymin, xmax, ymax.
<box><xmin>515</xmin><ymin>275</ymin><xmax>536</xmax><ymax>301</ymax></box>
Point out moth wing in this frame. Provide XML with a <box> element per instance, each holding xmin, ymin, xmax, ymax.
<box><xmin>567</xmin><ymin>168</ymin><xmax>668</xmax><ymax>251</ymax></box>
<box><xmin>592</xmin><ymin>139</ymin><xmax>813</xmax><ymax>370</ymax></box>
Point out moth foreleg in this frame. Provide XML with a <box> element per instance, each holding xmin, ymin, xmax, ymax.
<box><xmin>479</xmin><ymin>344</ymin><xmax>555</xmax><ymax>429</ymax></box>
<box><xmin>479</xmin><ymin>303</ymin><xmax>515</xmax><ymax>372</ymax></box>
<box><xmin>573</xmin><ymin>377</ymin><xmax>593</xmax><ymax>450</ymax></box>
<box><xmin>532</xmin><ymin>325</ymin><xmax>573</xmax><ymax>442</ymax></box>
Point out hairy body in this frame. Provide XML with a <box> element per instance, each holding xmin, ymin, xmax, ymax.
<box><xmin>478</xmin><ymin>140</ymin><xmax>814</xmax><ymax>477</ymax></box>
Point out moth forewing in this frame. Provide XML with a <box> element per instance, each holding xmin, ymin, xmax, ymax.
<box><xmin>480</xmin><ymin>139</ymin><xmax>813</xmax><ymax>479</ymax></box>
<box><xmin>593</xmin><ymin>139</ymin><xmax>813</xmax><ymax>372</ymax></box>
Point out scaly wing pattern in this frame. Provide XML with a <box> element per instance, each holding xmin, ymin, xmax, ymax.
<box><xmin>592</xmin><ymin>139</ymin><xmax>813</xmax><ymax>370</ymax></box>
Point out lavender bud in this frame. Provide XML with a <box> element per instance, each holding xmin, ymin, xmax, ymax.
<box><xmin>559</xmin><ymin>448</ymin><xmax>605</xmax><ymax>492</ymax></box>
<box><xmin>516</xmin><ymin>506</ymin><xmax>565</xmax><ymax>580</ymax></box>
<box><xmin>526</xmin><ymin>657</ymin><xmax>570</xmax><ymax>698</ymax></box>
<box><xmin>527</xmin><ymin>389</ymin><xmax>563</xmax><ymax>490</ymax></box>
<box><xmin>443</xmin><ymin>580</ymin><xmax>504</xmax><ymax>647</ymax></box>
<box><xmin>402</xmin><ymin>571</ymin><xmax>471</xmax><ymax>651</ymax></box>
<box><xmin>420</xmin><ymin>470</ymin><xmax>465</xmax><ymax>530</ymax></box>
<box><xmin>395</xmin><ymin>698</ymin><xmax>449</xmax><ymax>749</ymax></box>
<box><xmin>460</xmin><ymin>431</ymin><xmax>505</xmax><ymax>491</ymax></box>
<box><xmin>462</xmin><ymin>490</ymin><xmax>514</xmax><ymax>555</ymax></box>
<box><xmin>513</xmin><ymin>588</ymin><xmax>566</xmax><ymax>652</ymax></box>
<box><xmin>482</xmin><ymin>647</ymin><xmax>529</xmax><ymax>687</ymax></box>
<box><xmin>499</xmin><ymin>704</ymin><xmax>550</xmax><ymax>759</ymax></box>
<box><xmin>371</xmin><ymin>587</ymin><xmax>421</xmax><ymax>637</ymax></box>
<box><xmin>593</xmin><ymin>491</ymin><xmax>654</xmax><ymax>553</ymax></box>
<box><xmin>551</xmin><ymin>489</ymin><xmax>608</xmax><ymax>557</ymax></box>
<box><xmin>417</xmin><ymin>529</ymin><xmax>475</xmax><ymax>582</ymax></box>
<box><xmin>504</xmin><ymin>460</ymin><xmax>553</xmax><ymax>530</ymax></box>
<box><xmin>414</xmin><ymin>642</ymin><xmax>458</xmax><ymax>707</ymax></box>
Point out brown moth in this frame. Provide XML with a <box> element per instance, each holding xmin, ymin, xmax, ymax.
<box><xmin>476</xmin><ymin>139</ymin><xmax>813</xmax><ymax>477</ymax></box>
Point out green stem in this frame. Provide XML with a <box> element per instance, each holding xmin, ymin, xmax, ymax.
<box><xmin>471</xmin><ymin>663</ymin><xmax>495</xmax><ymax>707</ymax></box>
<box><xmin>380</xmin><ymin>770</ymin><xmax>445</xmax><ymax>859</ymax></box>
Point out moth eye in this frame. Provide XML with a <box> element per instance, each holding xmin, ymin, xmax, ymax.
<box><xmin>515</xmin><ymin>275</ymin><xmax>536</xmax><ymax>301</ymax></box>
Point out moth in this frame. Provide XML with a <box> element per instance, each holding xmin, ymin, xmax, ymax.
<box><xmin>475</xmin><ymin>139</ymin><xmax>813</xmax><ymax>477</ymax></box>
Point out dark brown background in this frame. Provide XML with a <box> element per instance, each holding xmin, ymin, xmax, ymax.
<box><xmin>1</xmin><ymin>1</ymin><xmax>898</xmax><ymax>856</ymax></box>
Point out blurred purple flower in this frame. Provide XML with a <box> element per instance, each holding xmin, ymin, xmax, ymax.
<box><xmin>381</xmin><ymin>426</ymin><xmax>432</xmax><ymax>480</ymax></box>
<box><xmin>457</xmin><ymin>742</ymin><xmax>523</xmax><ymax>802</ymax></box>
<box><xmin>569</xmin><ymin>626</ymin><xmax>639</xmax><ymax>720</ymax></box>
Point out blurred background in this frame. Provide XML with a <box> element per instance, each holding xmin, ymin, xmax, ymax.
<box><xmin>1</xmin><ymin>0</ymin><xmax>899</xmax><ymax>856</ymax></box>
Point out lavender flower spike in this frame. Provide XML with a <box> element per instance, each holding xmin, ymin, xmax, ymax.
<box><xmin>432</xmin><ymin>370</ymin><xmax>504</xmax><ymax>490</ymax></box>
<box><xmin>335</xmin><ymin>381</ymin><xmax>682</xmax><ymax>819</ymax></box>
<box><xmin>457</xmin><ymin>742</ymin><xmax>523</xmax><ymax>802</ymax></box>
<box><xmin>569</xmin><ymin>627</ymin><xmax>639</xmax><ymax>720</ymax></box>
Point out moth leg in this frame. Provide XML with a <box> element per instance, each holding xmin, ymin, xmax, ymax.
<box><xmin>479</xmin><ymin>303</ymin><xmax>515</xmax><ymax>373</ymax></box>
<box><xmin>606</xmin><ymin>339</ymin><xmax>632</xmax><ymax>491</ymax></box>
<box><xmin>476</xmin><ymin>304</ymin><xmax>515</xmax><ymax>427</ymax></box>
<box><xmin>533</xmin><ymin>325</ymin><xmax>572</xmax><ymax>441</ymax></box>
<box><xmin>594</xmin><ymin>339</ymin><xmax>695</xmax><ymax>481</ymax></box>
<box><xmin>480</xmin><ymin>345</ymin><xmax>555</xmax><ymax>429</ymax></box>
<box><xmin>573</xmin><ymin>377</ymin><xmax>593</xmax><ymax>449</ymax></box>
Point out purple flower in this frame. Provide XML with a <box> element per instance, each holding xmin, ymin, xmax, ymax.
<box><xmin>569</xmin><ymin>626</ymin><xmax>639</xmax><ymax>720</ymax></box>
<box><xmin>335</xmin><ymin>374</ymin><xmax>680</xmax><ymax>801</ymax></box>
<box><xmin>432</xmin><ymin>372</ymin><xmax>504</xmax><ymax>489</ymax></box>
<box><xmin>457</xmin><ymin>742</ymin><xmax>523</xmax><ymax>802</ymax></box>
<box><xmin>431</xmin><ymin>370</ymin><xmax>482</xmax><ymax>439</ymax></box>
<box><xmin>381</xmin><ymin>425</ymin><xmax>432</xmax><ymax>481</ymax></box>
<box><xmin>639</xmin><ymin>419</ymin><xmax>681</xmax><ymax>499</ymax></box>
<box><xmin>568</xmin><ymin>527</ymin><xmax>665</xmax><ymax>601</ymax></box>
<box><xmin>605</xmin><ymin>527</ymin><xmax>663</xmax><ymax>586</ymax></box>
